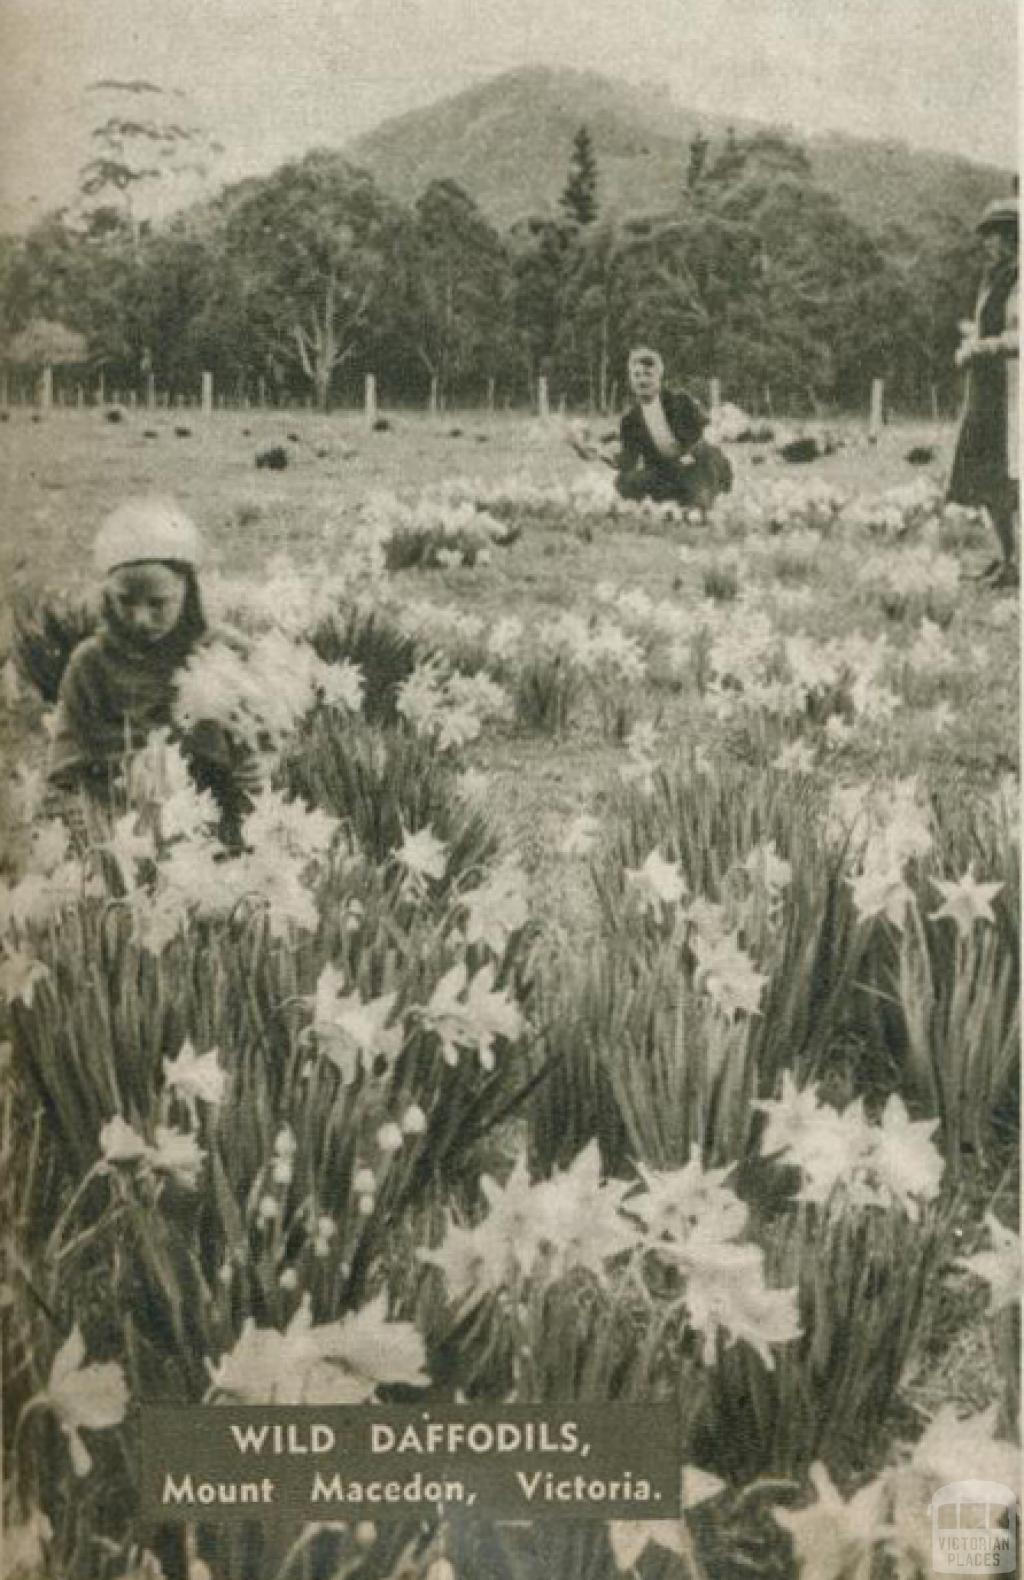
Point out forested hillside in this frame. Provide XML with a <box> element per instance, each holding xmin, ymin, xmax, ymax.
<box><xmin>0</xmin><ymin>67</ymin><xmax>1011</xmax><ymax>416</ymax></box>
<box><xmin>347</xmin><ymin>66</ymin><xmax>1008</xmax><ymax>235</ymax></box>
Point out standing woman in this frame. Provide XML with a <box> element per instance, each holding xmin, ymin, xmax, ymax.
<box><xmin>948</xmin><ymin>196</ymin><xmax>1019</xmax><ymax>590</ymax></box>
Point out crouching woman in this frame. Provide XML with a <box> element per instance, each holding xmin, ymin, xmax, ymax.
<box><xmin>614</xmin><ymin>347</ymin><xmax>733</xmax><ymax>513</ymax></box>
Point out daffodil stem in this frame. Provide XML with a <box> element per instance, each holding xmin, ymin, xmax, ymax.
<box><xmin>55</xmin><ymin>1203</ymin><xmax>128</xmax><ymax>1268</ymax></box>
<box><xmin>44</xmin><ymin>1162</ymin><xmax>103</xmax><ymax>1262</ymax></box>
<box><xmin>10</xmin><ymin>1397</ymin><xmax>45</xmax><ymax>1494</ymax></box>
<box><xmin>184</xmin><ymin>1521</ymin><xmax>198</xmax><ymax>1578</ymax></box>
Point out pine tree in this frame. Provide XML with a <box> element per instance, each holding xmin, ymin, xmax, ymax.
<box><xmin>559</xmin><ymin>126</ymin><xmax>599</xmax><ymax>226</ymax></box>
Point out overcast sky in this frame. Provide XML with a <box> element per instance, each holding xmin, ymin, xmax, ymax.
<box><xmin>0</xmin><ymin>0</ymin><xmax>1018</xmax><ymax>230</ymax></box>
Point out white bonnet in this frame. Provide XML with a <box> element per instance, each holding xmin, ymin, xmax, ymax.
<box><xmin>94</xmin><ymin>497</ymin><xmax>203</xmax><ymax>576</ymax></box>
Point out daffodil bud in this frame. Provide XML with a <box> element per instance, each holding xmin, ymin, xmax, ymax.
<box><xmin>354</xmin><ymin>1168</ymin><xmax>376</xmax><ymax>1195</ymax></box>
<box><xmin>274</xmin><ymin>1125</ymin><xmax>297</xmax><ymax>1159</ymax></box>
<box><xmin>376</xmin><ymin>1122</ymin><xmax>403</xmax><ymax>1153</ymax></box>
<box><xmin>354</xmin><ymin>1521</ymin><xmax>377</xmax><ymax>1549</ymax></box>
<box><xmin>401</xmin><ymin>1103</ymin><xmax>427</xmax><ymax>1136</ymax></box>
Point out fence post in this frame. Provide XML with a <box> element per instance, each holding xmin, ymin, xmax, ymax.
<box><xmin>487</xmin><ymin>377</ymin><xmax>495</xmax><ymax>413</ymax></box>
<box><xmin>365</xmin><ymin>373</ymin><xmax>377</xmax><ymax>425</ymax></box>
<box><xmin>869</xmin><ymin>378</ymin><xmax>885</xmax><ymax>443</ymax></box>
<box><xmin>145</xmin><ymin>373</ymin><xmax>156</xmax><ymax>409</ymax></box>
<box><xmin>429</xmin><ymin>375</ymin><xmax>438</xmax><ymax>415</ymax></box>
<box><xmin>129</xmin><ymin>391</ymin><xmax>137</xmax><ymax>409</ymax></box>
<box><xmin>538</xmin><ymin>375</ymin><xmax>550</xmax><ymax>420</ymax></box>
<box><xmin>98</xmin><ymin>372</ymin><xmax>106</xmax><ymax>406</ymax></box>
<box><xmin>930</xmin><ymin>383</ymin><xmax>940</xmax><ymax>423</ymax></box>
<box><xmin>202</xmin><ymin>371</ymin><xmax>213</xmax><ymax>415</ymax></box>
<box><xmin>709</xmin><ymin>376</ymin><xmax>722</xmax><ymax>413</ymax></box>
<box><xmin>40</xmin><ymin>365</ymin><xmax>53</xmax><ymax>410</ymax></box>
<box><xmin>77</xmin><ymin>384</ymin><xmax>85</xmax><ymax>409</ymax></box>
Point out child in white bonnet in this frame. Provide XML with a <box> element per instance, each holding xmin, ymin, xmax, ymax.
<box><xmin>49</xmin><ymin>496</ymin><xmax>256</xmax><ymax>840</ymax></box>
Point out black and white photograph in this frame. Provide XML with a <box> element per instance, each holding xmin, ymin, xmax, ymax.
<box><xmin>0</xmin><ymin>2</ymin><xmax>1020</xmax><ymax>1577</ymax></box>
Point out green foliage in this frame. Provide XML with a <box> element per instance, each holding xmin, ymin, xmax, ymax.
<box><xmin>703</xmin><ymin>1196</ymin><xmax>953</xmax><ymax>1481</ymax></box>
<box><xmin>559</xmin><ymin>125</ymin><xmax>599</xmax><ymax>227</ymax></box>
<box><xmin>280</xmin><ymin>709</ymin><xmax>500</xmax><ymax>882</ymax></box>
<box><xmin>397</xmin><ymin>180</ymin><xmax>513</xmax><ymax>402</ymax></box>
<box><xmin>533</xmin><ymin>754</ymin><xmax>1019</xmax><ymax>1181</ymax></box>
<box><xmin>12</xmin><ymin>589</ymin><xmax>98</xmax><ymax>703</ymax></box>
<box><xmin>3</xmin><ymin>533</ymin><xmax>1017</xmax><ymax>1578</ymax></box>
<box><xmin>309</xmin><ymin>605</ymin><xmax>418</xmax><ymax>725</ymax></box>
<box><xmin>211</xmin><ymin>152</ymin><xmax>405</xmax><ymax>409</ymax></box>
<box><xmin>0</xmin><ymin>95</ymin><xmax>1000</xmax><ymax>414</ymax></box>
<box><xmin>703</xmin><ymin>557</ymin><xmax>741</xmax><ymax>602</ymax></box>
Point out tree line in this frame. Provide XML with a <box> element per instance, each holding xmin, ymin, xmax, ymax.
<box><xmin>0</xmin><ymin>124</ymin><xmax>981</xmax><ymax>415</ymax></box>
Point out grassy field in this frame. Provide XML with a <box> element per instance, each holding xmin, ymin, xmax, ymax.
<box><xmin>1</xmin><ymin>404</ymin><xmax>1019</xmax><ymax>1580</ymax></box>
<box><xmin>1</xmin><ymin>405</ymin><xmax>1017</xmax><ymax>896</ymax></box>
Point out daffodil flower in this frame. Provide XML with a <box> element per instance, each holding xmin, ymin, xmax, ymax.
<box><xmin>956</xmin><ymin>1212</ymin><xmax>1022</xmax><ymax>1313</ymax></box>
<box><xmin>28</xmin><ymin>1326</ymin><xmax>129</xmax><ymax>1477</ymax></box>
<box><xmin>773</xmin><ymin>1462</ymin><xmax>890</xmax><ymax>1580</ymax></box>
<box><xmin>608</xmin><ymin>1463</ymin><xmax>725</xmax><ymax>1572</ymax></box>
<box><xmin>207</xmin><ymin>1293</ymin><xmax>429</xmax><ymax>1405</ymax></box>
<box><xmin>628</xmin><ymin>1158</ymin><xmax>748</xmax><ymax>1246</ymax></box>
<box><xmin>310</xmin><ymin>966</ymin><xmax>403</xmax><ymax>1083</ymax></box>
<box><xmin>99</xmin><ymin>1115</ymin><xmax>151</xmax><ymax>1166</ymax></box>
<box><xmin>864</xmin><ymin>1095</ymin><xmax>944</xmax><ymax>1220</ymax></box>
<box><xmin>607</xmin><ymin>1518</ymin><xmax>690</xmax><ymax>1572</ymax></box>
<box><xmin>848</xmin><ymin>862</ymin><xmax>914</xmax><ymax>930</ymax></box>
<box><xmin>1</xmin><ymin>1506</ymin><xmax>53</xmax><ymax>1576</ymax></box>
<box><xmin>693</xmin><ymin>930</ymin><xmax>768</xmax><ymax>1018</ymax></box>
<box><xmin>150</xmin><ymin>1126</ymin><xmax>206</xmax><ymax>1189</ymax></box>
<box><xmin>462</xmin><ymin>860</ymin><xmax>529</xmax><ymax>955</ymax></box>
<box><xmin>421</xmin><ymin>961</ymin><xmax>522</xmax><ymax>1070</ymax></box>
<box><xmin>396</xmin><ymin>824</ymin><xmax>448</xmax><ymax>883</ymax></box>
<box><xmin>162</xmin><ymin>1039</ymin><xmax>227</xmax><ymax>1117</ymax></box>
<box><xmin>624</xmin><ymin>849</ymin><xmax>686</xmax><ymax>916</ymax></box>
<box><xmin>0</xmin><ymin>951</ymin><xmax>51</xmax><ymax>1008</ymax></box>
<box><xmin>930</xmin><ymin>865</ymin><xmax>1003</xmax><ymax>938</ymax></box>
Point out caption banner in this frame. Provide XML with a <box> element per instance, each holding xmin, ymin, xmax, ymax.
<box><xmin>140</xmin><ymin>1404</ymin><xmax>682</xmax><ymax>1524</ymax></box>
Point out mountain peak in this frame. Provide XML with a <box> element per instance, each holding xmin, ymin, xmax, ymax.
<box><xmin>345</xmin><ymin>64</ymin><xmax>1006</xmax><ymax>234</ymax></box>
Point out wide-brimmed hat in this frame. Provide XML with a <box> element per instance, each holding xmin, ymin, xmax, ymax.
<box><xmin>976</xmin><ymin>196</ymin><xmax>1019</xmax><ymax>234</ymax></box>
<box><xmin>94</xmin><ymin>497</ymin><xmax>203</xmax><ymax>576</ymax></box>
